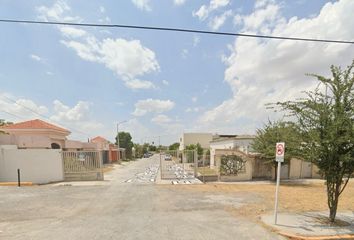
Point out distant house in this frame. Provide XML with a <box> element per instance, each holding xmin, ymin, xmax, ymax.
<box><xmin>0</xmin><ymin>119</ymin><xmax>71</xmax><ymax>149</ymax></box>
<box><xmin>90</xmin><ymin>136</ymin><xmax>124</xmax><ymax>163</ymax></box>
<box><xmin>209</xmin><ymin>135</ymin><xmax>256</xmax><ymax>167</ymax></box>
<box><xmin>179</xmin><ymin>133</ymin><xmax>213</xmax><ymax>151</ymax></box>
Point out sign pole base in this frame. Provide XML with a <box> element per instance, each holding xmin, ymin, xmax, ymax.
<box><xmin>274</xmin><ymin>160</ymin><xmax>281</xmax><ymax>224</ymax></box>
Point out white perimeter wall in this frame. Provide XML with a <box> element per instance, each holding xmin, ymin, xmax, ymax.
<box><xmin>0</xmin><ymin>146</ymin><xmax>64</xmax><ymax>184</ymax></box>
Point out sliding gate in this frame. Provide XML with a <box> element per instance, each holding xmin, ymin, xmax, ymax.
<box><xmin>62</xmin><ymin>151</ymin><xmax>104</xmax><ymax>181</ymax></box>
<box><xmin>159</xmin><ymin>150</ymin><xmax>197</xmax><ymax>180</ymax></box>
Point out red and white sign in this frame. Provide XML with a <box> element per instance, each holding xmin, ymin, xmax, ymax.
<box><xmin>275</xmin><ymin>142</ymin><xmax>285</xmax><ymax>162</ymax></box>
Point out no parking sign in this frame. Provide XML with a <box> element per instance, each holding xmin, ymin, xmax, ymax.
<box><xmin>275</xmin><ymin>142</ymin><xmax>285</xmax><ymax>162</ymax></box>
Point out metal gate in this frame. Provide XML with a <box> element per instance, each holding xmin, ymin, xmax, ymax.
<box><xmin>62</xmin><ymin>151</ymin><xmax>104</xmax><ymax>181</ymax></box>
<box><xmin>159</xmin><ymin>150</ymin><xmax>197</xmax><ymax>180</ymax></box>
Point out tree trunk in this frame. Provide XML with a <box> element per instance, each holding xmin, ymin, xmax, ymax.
<box><xmin>329</xmin><ymin>205</ymin><xmax>337</xmax><ymax>223</ymax></box>
<box><xmin>327</xmin><ymin>179</ymin><xmax>341</xmax><ymax>223</ymax></box>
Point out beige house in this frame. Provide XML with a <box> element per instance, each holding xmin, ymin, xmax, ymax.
<box><xmin>209</xmin><ymin>135</ymin><xmax>256</xmax><ymax>168</ymax></box>
<box><xmin>0</xmin><ymin>119</ymin><xmax>100</xmax><ymax>151</ymax></box>
<box><xmin>179</xmin><ymin>133</ymin><xmax>213</xmax><ymax>151</ymax></box>
<box><xmin>0</xmin><ymin>119</ymin><xmax>71</xmax><ymax>149</ymax></box>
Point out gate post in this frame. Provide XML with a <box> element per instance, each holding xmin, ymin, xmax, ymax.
<box><xmin>159</xmin><ymin>150</ymin><xmax>163</xmax><ymax>179</ymax></box>
<box><xmin>194</xmin><ymin>150</ymin><xmax>198</xmax><ymax>177</ymax></box>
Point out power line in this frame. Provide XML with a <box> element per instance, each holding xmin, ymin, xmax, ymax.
<box><xmin>0</xmin><ymin>110</ymin><xmax>26</xmax><ymax>120</ymax></box>
<box><xmin>0</xmin><ymin>19</ymin><xmax>353</xmax><ymax>44</ymax></box>
<box><xmin>0</xmin><ymin>96</ymin><xmax>91</xmax><ymax>137</ymax></box>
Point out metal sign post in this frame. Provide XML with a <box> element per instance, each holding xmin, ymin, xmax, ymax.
<box><xmin>274</xmin><ymin>142</ymin><xmax>285</xmax><ymax>224</ymax></box>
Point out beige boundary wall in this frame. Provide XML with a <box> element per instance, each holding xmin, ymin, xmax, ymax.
<box><xmin>215</xmin><ymin>149</ymin><xmax>253</xmax><ymax>181</ymax></box>
<box><xmin>211</xmin><ymin>149</ymin><xmax>321</xmax><ymax>181</ymax></box>
<box><xmin>0</xmin><ymin>145</ymin><xmax>64</xmax><ymax>184</ymax></box>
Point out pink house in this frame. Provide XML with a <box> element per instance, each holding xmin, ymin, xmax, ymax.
<box><xmin>0</xmin><ymin>119</ymin><xmax>71</xmax><ymax>149</ymax></box>
<box><xmin>91</xmin><ymin>136</ymin><xmax>123</xmax><ymax>163</ymax></box>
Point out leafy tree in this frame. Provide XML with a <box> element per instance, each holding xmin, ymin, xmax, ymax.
<box><xmin>0</xmin><ymin>119</ymin><xmax>13</xmax><ymax>134</ymax></box>
<box><xmin>149</xmin><ymin>145</ymin><xmax>157</xmax><ymax>151</ymax></box>
<box><xmin>252</xmin><ymin>120</ymin><xmax>302</xmax><ymax>180</ymax></box>
<box><xmin>133</xmin><ymin>143</ymin><xmax>144</xmax><ymax>158</ymax></box>
<box><xmin>0</xmin><ymin>119</ymin><xmax>13</xmax><ymax>126</ymax></box>
<box><xmin>169</xmin><ymin>142</ymin><xmax>180</xmax><ymax>150</ymax></box>
<box><xmin>275</xmin><ymin>61</ymin><xmax>354</xmax><ymax>223</ymax></box>
<box><xmin>186</xmin><ymin>143</ymin><xmax>203</xmax><ymax>155</ymax></box>
<box><xmin>252</xmin><ymin>120</ymin><xmax>302</xmax><ymax>164</ymax></box>
<box><xmin>115</xmin><ymin>131</ymin><xmax>134</xmax><ymax>159</ymax></box>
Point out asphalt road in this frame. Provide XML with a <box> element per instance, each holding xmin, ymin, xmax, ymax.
<box><xmin>0</xmin><ymin>155</ymin><xmax>284</xmax><ymax>239</ymax></box>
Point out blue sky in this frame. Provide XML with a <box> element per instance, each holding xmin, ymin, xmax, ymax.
<box><xmin>0</xmin><ymin>0</ymin><xmax>353</xmax><ymax>145</ymax></box>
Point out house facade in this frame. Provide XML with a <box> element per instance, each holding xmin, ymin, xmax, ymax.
<box><xmin>209</xmin><ymin>135</ymin><xmax>256</xmax><ymax>168</ymax></box>
<box><xmin>0</xmin><ymin>119</ymin><xmax>71</xmax><ymax>149</ymax></box>
<box><xmin>179</xmin><ymin>133</ymin><xmax>213</xmax><ymax>151</ymax></box>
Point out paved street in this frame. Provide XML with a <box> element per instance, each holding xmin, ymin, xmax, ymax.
<box><xmin>0</xmin><ymin>155</ymin><xmax>283</xmax><ymax>240</ymax></box>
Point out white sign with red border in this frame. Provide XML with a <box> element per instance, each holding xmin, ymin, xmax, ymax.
<box><xmin>275</xmin><ymin>142</ymin><xmax>285</xmax><ymax>162</ymax></box>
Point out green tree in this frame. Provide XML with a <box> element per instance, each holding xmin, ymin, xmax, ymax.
<box><xmin>275</xmin><ymin>61</ymin><xmax>354</xmax><ymax>223</ymax></box>
<box><xmin>169</xmin><ymin>142</ymin><xmax>180</xmax><ymax>150</ymax></box>
<box><xmin>149</xmin><ymin>145</ymin><xmax>157</xmax><ymax>151</ymax></box>
<box><xmin>252</xmin><ymin>120</ymin><xmax>302</xmax><ymax>164</ymax></box>
<box><xmin>186</xmin><ymin>143</ymin><xmax>203</xmax><ymax>155</ymax></box>
<box><xmin>0</xmin><ymin>119</ymin><xmax>13</xmax><ymax>134</ymax></box>
<box><xmin>116</xmin><ymin>131</ymin><xmax>134</xmax><ymax>159</ymax></box>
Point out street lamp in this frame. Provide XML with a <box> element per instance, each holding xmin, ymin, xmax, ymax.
<box><xmin>117</xmin><ymin>120</ymin><xmax>127</xmax><ymax>161</ymax></box>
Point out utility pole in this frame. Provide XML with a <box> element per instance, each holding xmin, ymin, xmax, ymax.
<box><xmin>117</xmin><ymin>120</ymin><xmax>127</xmax><ymax>161</ymax></box>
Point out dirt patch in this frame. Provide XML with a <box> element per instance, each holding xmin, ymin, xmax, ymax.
<box><xmin>102</xmin><ymin>165</ymin><xmax>115</xmax><ymax>173</ymax></box>
<box><xmin>169</xmin><ymin>181</ymin><xmax>354</xmax><ymax>220</ymax></box>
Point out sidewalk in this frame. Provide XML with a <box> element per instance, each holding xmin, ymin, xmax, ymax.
<box><xmin>262</xmin><ymin>212</ymin><xmax>354</xmax><ymax>239</ymax></box>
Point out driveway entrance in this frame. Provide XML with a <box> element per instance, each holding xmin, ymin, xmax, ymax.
<box><xmin>159</xmin><ymin>150</ymin><xmax>197</xmax><ymax>180</ymax></box>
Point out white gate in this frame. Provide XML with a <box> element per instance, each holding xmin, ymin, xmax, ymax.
<box><xmin>62</xmin><ymin>151</ymin><xmax>104</xmax><ymax>181</ymax></box>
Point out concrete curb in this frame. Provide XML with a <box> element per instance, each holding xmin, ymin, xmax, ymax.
<box><xmin>278</xmin><ymin>231</ymin><xmax>354</xmax><ymax>240</ymax></box>
<box><xmin>0</xmin><ymin>182</ymin><xmax>34</xmax><ymax>186</ymax></box>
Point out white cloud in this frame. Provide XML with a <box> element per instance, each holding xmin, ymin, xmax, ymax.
<box><xmin>132</xmin><ymin>99</ymin><xmax>175</xmax><ymax>116</ymax></box>
<box><xmin>119</xmin><ymin>118</ymin><xmax>154</xmax><ymax>143</ymax></box>
<box><xmin>255</xmin><ymin>0</ymin><xmax>275</xmax><ymax>9</ymax></box>
<box><xmin>37</xmin><ymin>1</ymin><xmax>159</xmax><ymax>90</ymax></box>
<box><xmin>59</xmin><ymin>26</ymin><xmax>87</xmax><ymax>38</ymax></box>
<box><xmin>200</xmin><ymin>0</ymin><xmax>354</xmax><ymax>133</ymax></box>
<box><xmin>99</xmin><ymin>38</ymin><xmax>159</xmax><ymax>79</ymax></box>
<box><xmin>37</xmin><ymin>0</ymin><xmax>81</xmax><ymax>22</ymax></box>
<box><xmin>162</xmin><ymin>80</ymin><xmax>169</xmax><ymax>85</ymax></box>
<box><xmin>132</xmin><ymin>0</ymin><xmax>151</xmax><ymax>11</ymax></box>
<box><xmin>0</xmin><ymin>92</ymin><xmax>106</xmax><ymax>141</ymax></box>
<box><xmin>124</xmin><ymin>79</ymin><xmax>156</xmax><ymax>89</ymax></box>
<box><xmin>210</xmin><ymin>0</ymin><xmax>230</xmax><ymax>10</ymax></box>
<box><xmin>99</xmin><ymin>6</ymin><xmax>105</xmax><ymax>13</ymax></box>
<box><xmin>193</xmin><ymin>5</ymin><xmax>209</xmax><ymax>21</ymax></box>
<box><xmin>62</xmin><ymin>36</ymin><xmax>160</xmax><ymax>89</ymax></box>
<box><xmin>193</xmin><ymin>35</ymin><xmax>200</xmax><ymax>47</ymax></box>
<box><xmin>193</xmin><ymin>0</ymin><xmax>230</xmax><ymax>21</ymax></box>
<box><xmin>50</xmin><ymin>100</ymin><xmax>104</xmax><ymax>138</ymax></box>
<box><xmin>181</xmin><ymin>49</ymin><xmax>189</xmax><ymax>58</ymax></box>
<box><xmin>186</xmin><ymin>107</ymin><xmax>200</xmax><ymax>113</ymax></box>
<box><xmin>51</xmin><ymin>100</ymin><xmax>90</xmax><ymax>122</ymax></box>
<box><xmin>0</xmin><ymin>93</ymin><xmax>48</xmax><ymax>121</ymax></box>
<box><xmin>234</xmin><ymin>3</ymin><xmax>280</xmax><ymax>31</ymax></box>
<box><xmin>30</xmin><ymin>54</ymin><xmax>42</xmax><ymax>62</ymax></box>
<box><xmin>174</xmin><ymin>0</ymin><xmax>186</xmax><ymax>6</ymax></box>
<box><xmin>191</xmin><ymin>96</ymin><xmax>197</xmax><ymax>102</ymax></box>
<box><xmin>209</xmin><ymin>10</ymin><xmax>232</xmax><ymax>30</ymax></box>
<box><xmin>115</xmin><ymin>102</ymin><xmax>124</xmax><ymax>106</ymax></box>
<box><xmin>151</xmin><ymin>114</ymin><xmax>172</xmax><ymax>124</ymax></box>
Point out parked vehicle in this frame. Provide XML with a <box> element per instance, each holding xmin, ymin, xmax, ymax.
<box><xmin>164</xmin><ymin>154</ymin><xmax>172</xmax><ymax>161</ymax></box>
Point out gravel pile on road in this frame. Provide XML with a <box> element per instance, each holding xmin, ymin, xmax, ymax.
<box><xmin>124</xmin><ymin>164</ymin><xmax>159</xmax><ymax>184</ymax></box>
